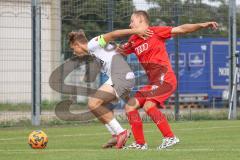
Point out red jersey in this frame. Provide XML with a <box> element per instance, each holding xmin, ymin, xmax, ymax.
<box><xmin>123</xmin><ymin>26</ymin><xmax>176</xmax><ymax>84</ymax></box>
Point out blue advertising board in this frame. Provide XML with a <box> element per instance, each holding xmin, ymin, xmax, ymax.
<box><xmin>167</xmin><ymin>38</ymin><xmax>210</xmax><ymax>96</ymax></box>
<box><xmin>210</xmin><ymin>41</ymin><xmax>240</xmax><ymax>89</ymax></box>
<box><xmin>166</xmin><ymin>38</ymin><xmax>240</xmax><ymax>99</ymax></box>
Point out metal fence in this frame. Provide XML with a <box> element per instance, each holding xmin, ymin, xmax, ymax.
<box><xmin>0</xmin><ymin>0</ymin><xmax>239</xmax><ymax>126</ymax></box>
<box><xmin>61</xmin><ymin>0</ymin><xmax>239</xmax><ymax>120</ymax></box>
<box><xmin>0</xmin><ymin>0</ymin><xmax>61</xmax><ymax>125</ymax></box>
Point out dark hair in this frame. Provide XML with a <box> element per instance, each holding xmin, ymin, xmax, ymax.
<box><xmin>68</xmin><ymin>29</ymin><xmax>88</xmax><ymax>45</ymax></box>
<box><xmin>133</xmin><ymin>10</ymin><xmax>150</xmax><ymax>25</ymax></box>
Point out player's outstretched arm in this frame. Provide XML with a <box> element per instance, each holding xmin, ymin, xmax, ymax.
<box><xmin>171</xmin><ymin>22</ymin><xmax>218</xmax><ymax>35</ymax></box>
<box><xmin>102</xmin><ymin>28</ymin><xmax>153</xmax><ymax>44</ymax></box>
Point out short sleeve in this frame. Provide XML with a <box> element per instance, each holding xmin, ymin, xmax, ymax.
<box><xmin>88</xmin><ymin>37</ymin><xmax>100</xmax><ymax>52</ymax></box>
<box><xmin>88</xmin><ymin>35</ymin><xmax>107</xmax><ymax>52</ymax></box>
<box><xmin>152</xmin><ymin>26</ymin><xmax>173</xmax><ymax>40</ymax></box>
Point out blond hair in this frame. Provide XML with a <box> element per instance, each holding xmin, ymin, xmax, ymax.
<box><xmin>133</xmin><ymin>10</ymin><xmax>150</xmax><ymax>25</ymax></box>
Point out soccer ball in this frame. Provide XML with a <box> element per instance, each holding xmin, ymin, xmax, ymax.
<box><xmin>28</xmin><ymin>130</ymin><xmax>48</xmax><ymax>149</ymax></box>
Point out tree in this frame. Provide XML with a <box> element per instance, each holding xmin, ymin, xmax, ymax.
<box><xmin>146</xmin><ymin>0</ymin><xmax>240</xmax><ymax>38</ymax></box>
<box><xmin>61</xmin><ymin>0</ymin><xmax>135</xmax><ymax>58</ymax></box>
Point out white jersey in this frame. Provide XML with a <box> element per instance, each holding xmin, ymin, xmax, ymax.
<box><xmin>87</xmin><ymin>36</ymin><xmax>118</xmax><ymax>78</ymax></box>
<box><xmin>87</xmin><ymin>35</ymin><xmax>135</xmax><ymax>99</ymax></box>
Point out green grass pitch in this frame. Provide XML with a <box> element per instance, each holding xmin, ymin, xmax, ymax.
<box><xmin>0</xmin><ymin>120</ymin><xmax>240</xmax><ymax>160</ymax></box>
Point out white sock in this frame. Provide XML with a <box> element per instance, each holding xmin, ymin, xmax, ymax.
<box><xmin>108</xmin><ymin>118</ymin><xmax>125</xmax><ymax>135</ymax></box>
<box><xmin>105</xmin><ymin>124</ymin><xmax>116</xmax><ymax>136</ymax></box>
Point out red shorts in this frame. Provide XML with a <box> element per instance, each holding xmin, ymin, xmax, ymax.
<box><xmin>135</xmin><ymin>80</ymin><xmax>177</xmax><ymax>108</ymax></box>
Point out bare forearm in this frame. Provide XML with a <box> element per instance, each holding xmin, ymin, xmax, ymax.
<box><xmin>103</xmin><ymin>29</ymin><xmax>138</xmax><ymax>43</ymax></box>
<box><xmin>178</xmin><ymin>23</ymin><xmax>205</xmax><ymax>33</ymax></box>
<box><xmin>172</xmin><ymin>22</ymin><xmax>218</xmax><ymax>35</ymax></box>
<box><xmin>113</xmin><ymin>29</ymin><xmax>138</xmax><ymax>38</ymax></box>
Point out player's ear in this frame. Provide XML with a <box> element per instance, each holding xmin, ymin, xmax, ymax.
<box><xmin>73</xmin><ymin>42</ymin><xmax>81</xmax><ymax>49</ymax></box>
<box><xmin>78</xmin><ymin>42</ymin><xmax>85</xmax><ymax>49</ymax></box>
<box><xmin>72</xmin><ymin>41</ymin><xmax>78</xmax><ymax>47</ymax></box>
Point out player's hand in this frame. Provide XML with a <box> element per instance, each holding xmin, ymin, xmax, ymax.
<box><xmin>136</xmin><ymin>27</ymin><xmax>153</xmax><ymax>39</ymax></box>
<box><xmin>116</xmin><ymin>42</ymin><xmax>132</xmax><ymax>55</ymax></box>
<box><xmin>201</xmin><ymin>22</ymin><xmax>218</xmax><ymax>30</ymax></box>
<box><xmin>116</xmin><ymin>45</ymin><xmax>125</xmax><ymax>54</ymax></box>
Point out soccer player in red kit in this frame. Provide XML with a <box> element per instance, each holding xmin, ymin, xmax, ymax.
<box><xmin>121</xmin><ymin>10</ymin><xmax>218</xmax><ymax>150</ymax></box>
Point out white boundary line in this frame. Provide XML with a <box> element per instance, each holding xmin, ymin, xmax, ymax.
<box><xmin>0</xmin><ymin>148</ymin><xmax>240</xmax><ymax>153</ymax></box>
<box><xmin>0</xmin><ymin>125</ymin><xmax>239</xmax><ymax>141</ymax></box>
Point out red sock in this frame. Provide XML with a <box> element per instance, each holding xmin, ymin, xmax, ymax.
<box><xmin>146</xmin><ymin>106</ymin><xmax>174</xmax><ymax>138</ymax></box>
<box><xmin>126</xmin><ymin>110</ymin><xmax>145</xmax><ymax>145</ymax></box>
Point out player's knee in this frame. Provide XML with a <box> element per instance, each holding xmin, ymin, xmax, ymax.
<box><xmin>125</xmin><ymin>105</ymin><xmax>135</xmax><ymax>113</ymax></box>
<box><xmin>88</xmin><ymin>97</ymin><xmax>103</xmax><ymax>110</ymax></box>
<box><xmin>125</xmin><ymin>98</ymin><xmax>139</xmax><ymax>113</ymax></box>
<box><xmin>143</xmin><ymin>100</ymin><xmax>157</xmax><ymax>112</ymax></box>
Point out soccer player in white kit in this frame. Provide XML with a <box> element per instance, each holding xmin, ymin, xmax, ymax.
<box><xmin>68</xmin><ymin>28</ymin><xmax>152</xmax><ymax>149</ymax></box>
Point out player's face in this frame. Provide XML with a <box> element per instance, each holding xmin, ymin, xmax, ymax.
<box><xmin>129</xmin><ymin>14</ymin><xmax>141</xmax><ymax>29</ymax></box>
<box><xmin>70</xmin><ymin>42</ymin><xmax>85</xmax><ymax>55</ymax></box>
